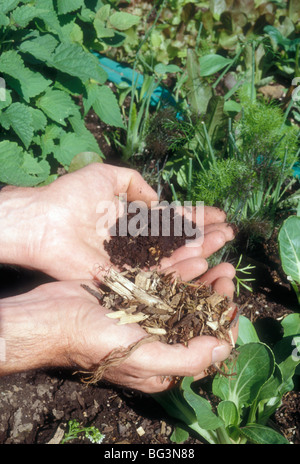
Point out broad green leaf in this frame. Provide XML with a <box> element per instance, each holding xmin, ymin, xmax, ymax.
<box><xmin>281</xmin><ymin>313</ymin><xmax>300</xmax><ymax>337</ymax></box>
<box><xmin>37</xmin><ymin>89</ymin><xmax>77</xmax><ymax>125</ymax></box>
<box><xmin>95</xmin><ymin>4</ymin><xmax>111</xmax><ymax>22</ymax></box>
<box><xmin>92</xmin><ymin>85</ymin><xmax>125</xmax><ymax>128</ymax></box>
<box><xmin>50</xmin><ymin>43</ymin><xmax>107</xmax><ymax>84</ymax></box>
<box><xmin>217</xmin><ymin>401</ymin><xmax>239</xmax><ymax>427</ymax></box>
<box><xmin>19</xmin><ymin>34</ymin><xmax>59</xmax><ymax>62</ymax></box>
<box><xmin>0</xmin><ymin>12</ymin><xmax>9</xmax><ymax>26</ymax></box>
<box><xmin>170</xmin><ymin>426</ymin><xmax>189</xmax><ymax>444</ymax></box>
<box><xmin>0</xmin><ymin>51</ymin><xmax>51</xmax><ymax>101</ymax></box>
<box><xmin>205</xmin><ymin>96</ymin><xmax>227</xmax><ymax>143</ymax></box>
<box><xmin>94</xmin><ymin>19</ymin><xmax>115</xmax><ymax>38</ymax></box>
<box><xmin>0</xmin><ymin>140</ymin><xmax>50</xmax><ymax>186</ymax></box>
<box><xmin>199</xmin><ymin>54</ymin><xmax>232</xmax><ymax>77</ymax></box>
<box><xmin>12</xmin><ymin>5</ymin><xmax>39</xmax><ymax>27</ymax></box>
<box><xmin>39</xmin><ymin>124</ymin><xmax>63</xmax><ymax>156</ymax></box>
<box><xmin>0</xmin><ymin>0</ymin><xmax>19</xmax><ymax>14</ymax></box>
<box><xmin>278</xmin><ymin>216</ymin><xmax>300</xmax><ymax>284</ymax></box>
<box><xmin>28</xmin><ymin>107</ymin><xmax>47</xmax><ymax>132</ymax></box>
<box><xmin>186</xmin><ymin>49</ymin><xmax>212</xmax><ymax>115</ymax></box>
<box><xmin>0</xmin><ymin>102</ymin><xmax>34</xmax><ymax>149</ymax></box>
<box><xmin>181</xmin><ymin>377</ymin><xmax>224</xmax><ymax>430</ymax></box>
<box><xmin>109</xmin><ymin>12</ymin><xmax>140</xmax><ymax>31</ymax></box>
<box><xmin>68</xmin><ymin>152</ymin><xmax>103</xmax><ymax>173</ymax></box>
<box><xmin>239</xmin><ymin>423</ymin><xmax>289</xmax><ymax>444</ymax></box>
<box><xmin>56</xmin><ymin>0</ymin><xmax>84</xmax><ymax>15</ymax></box>
<box><xmin>68</xmin><ymin>113</ymin><xmax>104</xmax><ymax>156</ymax></box>
<box><xmin>154</xmin><ymin>64</ymin><xmax>182</xmax><ymax>75</ymax></box>
<box><xmin>212</xmin><ymin>343</ymin><xmax>274</xmax><ymax>410</ymax></box>
<box><xmin>236</xmin><ymin>315</ymin><xmax>260</xmax><ymax>345</ymax></box>
<box><xmin>53</xmin><ymin>132</ymin><xmax>102</xmax><ymax>167</ymax></box>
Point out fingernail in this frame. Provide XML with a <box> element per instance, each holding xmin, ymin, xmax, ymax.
<box><xmin>212</xmin><ymin>343</ymin><xmax>231</xmax><ymax>364</ymax></box>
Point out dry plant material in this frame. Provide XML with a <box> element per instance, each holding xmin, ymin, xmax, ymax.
<box><xmin>82</xmin><ymin>268</ymin><xmax>237</xmax><ymax>384</ymax></box>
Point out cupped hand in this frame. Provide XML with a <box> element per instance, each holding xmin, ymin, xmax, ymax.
<box><xmin>23</xmin><ymin>163</ymin><xmax>234</xmax><ymax>281</ymax></box>
<box><xmin>1</xmin><ymin>262</ymin><xmax>237</xmax><ymax>392</ymax></box>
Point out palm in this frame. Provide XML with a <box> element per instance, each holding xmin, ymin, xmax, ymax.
<box><xmin>32</xmin><ymin>164</ymin><xmax>234</xmax><ymax>281</ymax></box>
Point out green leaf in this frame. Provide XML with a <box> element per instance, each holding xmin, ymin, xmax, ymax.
<box><xmin>28</xmin><ymin>107</ymin><xmax>47</xmax><ymax>132</ymax></box>
<box><xmin>239</xmin><ymin>423</ymin><xmax>289</xmax><ymax>444</ymax></box>
<box><xmin>19</xmin><ymin>34</ymin><xmax>59</xmax><ymax>62</ymax></box>
<box><xmin>50</xmin><ymin>43</ymin><xmax>107</xmax><ymax>84</ymax></box>
<box><xmin>56</xmin><ymin>0</ymin><xmax>84</xmax><ymax>15</ymax></box>
<box><xmin>199</xmin><ymin>54</ymin><xmax>232</xmax><ymax>77</ymax></box>
<box><xmin>0</xmin><ymin>51</ymin><xmax>51</xmax><ymax>102</ymax></box>
<box><xmin>154</xmin><ymin>63</ymin><xmax>182</xmax><ymax>75</ymax></box>
<box><xmin>37</xmin><ymin>89</ymin><xmax>77</xmax><ymax>125</ymax></box>
<box><xmin>68</xmin><ymin>152</ymin><xmax>103</xmax><ymax>173</ymax></box>
<box><xmin>186</xmin><ymin>49</ymin><xmax>213</xmax><ymax>115</ymax></box>
<box><xmin>109</xmin><ymin>12</ymin><xmax>140</xmax><ymax>31</ymax></box>
<box><xmin>92</xmin><ymin>85</ymin><xmax>125</xmax><ymax>128</ymax></box>
<box><xmin>0</xmin><ymin>102</ymin><xmax>34</xmax><ymax>149</ymax></box>
<box><xmin>181</xmin><ymin>377</ymin><xmax>224</xmax><ymax>430</ymax></box>
<box><xmin>12</xmin><ymin>5</ymin><xmax>39</xmax><ymax>27</ymax></box>
<box><xmin>53</xmin><ymin>132</ymin><xmax>102</xmax><ymax>167</ymax></box>
<box><xmin>278</xmin><ymin>216</ymin><xmax>300</xmax><ymax>284</ymax></box>
<box><xmin>236</xmin><ymin>315</ymin><xmax>260</xmax><ymax>345</ymax></box>
<box><xmin>170</xmin><ymin>426</ymin><xmax>189</xmax><ymax>444</ymax></box>
<box><xmin>0</xmin><ymin>0</ymin><xmax>19</xmax><ymax>14</ymax></box>
<box><xmin>281</xmin><ymin>313</ymin><xmax>300</xmax><ymax>338</ymax></box>
<box><xmin>0</xmin><ymin>140</ymin><xmax>50</xmax><ymax>186</ymax></box>
<box><xmin>205</xmin><ymin>96</ymin><xmax>227</xmax><ymax>143</ymax></box>
<box><xmin>217</xmin><ymin>401</ymin><xmax>239</xmax><ymax>427</ymax></box>
<box><xmin>212</xmin><ymin>343</ymin><xmax>274</xmax><ymax>410</ymax></box>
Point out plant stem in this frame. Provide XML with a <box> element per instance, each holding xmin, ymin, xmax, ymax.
<box><xmin>215</xmin><ymin>426</ymin><xmax>234</xmax><ymax>444</ymax></box>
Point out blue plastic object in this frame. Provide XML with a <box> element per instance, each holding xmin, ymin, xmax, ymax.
<box><xmin>95</xmin><ymin>52</ymin><xmax>177</xmax><ymax>107</ymax></box>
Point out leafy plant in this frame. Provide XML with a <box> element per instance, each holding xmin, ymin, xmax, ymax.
<box><xmin>61</xmin><ymin>419</ymin><xmax>105</xmax><ymax>444</ymax></box>
<box><xmin>278</xmin><ymin>206</ymin><xmax>300</xmax><ymax>304</ymax></box>
<box><xmin>154</xmin><ymin>315</ymin><xmax>300</xmax><ymax>444</ymax></box>
<box><xmin>0</xmin><ymin>0</ymin><xmax>140</xmax><ymax>186</ymax></box>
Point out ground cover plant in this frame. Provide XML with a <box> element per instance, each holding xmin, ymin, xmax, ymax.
<box><xmin>0</xmin><ymin>0</ymin><xmax>141</xmax><ymax>186</ymax></box>
<box><xmin>0</xmin><ymin>0</ymin><xmax>299</xmax><ymax>445</ymax></box>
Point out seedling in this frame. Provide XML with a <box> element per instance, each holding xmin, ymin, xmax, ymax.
<box><xmin>61</xmin><ymin>419</ymin><xmax>105</xmax><ymax>444</ymax></box>
<box><xmin>234</xmin><ymin>254</ymin><xmax>256</xmax><ymax>297</ymax></box>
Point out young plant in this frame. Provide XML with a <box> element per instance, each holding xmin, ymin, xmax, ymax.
<box><xmin>153</xmin><ymin>314</ymin><xmax>300</xmax><ymax>444</ymax></box>
<box><xmin>234</xmin><ymin>255</ymin><xmax>256</xmax><ymax>297</ymax></box>
<box><xmin>61</xmin><ymin>419</ymin><xmax>105</xmax><ymax>445</ymax></box>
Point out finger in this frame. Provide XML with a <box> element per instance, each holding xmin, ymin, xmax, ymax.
<box><xmin>198</xmin><ymin>263</ymin><xmax>236</xmax><ymax>286</ymax></box>
<box><xmin>160</xmin><ymin>257</ymin><xmax>208</xmax><ymax>281</ymax></box>
<box><xmin>103</xmin><ymin>164</ymin><xmax>159</xmax><ymax>206</ymax></box>
<box><xmin>203</xmin><ymin>206</ymin><xmax>227</xmax><ymax>224</ymax></box>
<box><xmin>159</xmin><ymin>241</ymin><xmax>203</xmax><ymax>270</ymax></box>
<box><xmin>126</xmin><ymin>335</ymin><xmax>232</xmax><ymax>390</ymax></box>
<box><xmin>204</xmin><ymin>222</ymin><xmax>235</xmax><ymax>241</ymax></box>
<box><xmin>201</xmin><ymin>230</ymin><xmax>227</xmax><ymax>258</ymax></box>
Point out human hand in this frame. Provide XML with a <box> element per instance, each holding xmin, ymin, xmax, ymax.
<box><xmin>0</xmin><ymin>163</ymin><xmax>235</xmax><ymax>281</ymax></box>
<box><xmin>0</xmin><ymin>263</ymin><xmax>237</xmax><ymax>392</ymax></box>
